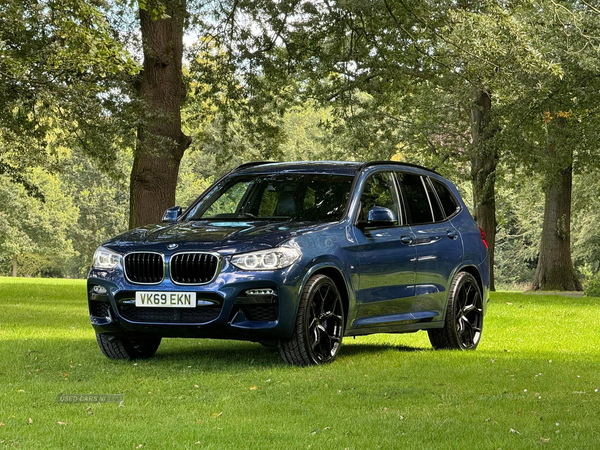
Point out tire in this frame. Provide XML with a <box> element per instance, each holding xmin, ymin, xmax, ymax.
<box><xmin>428</xmin><ymin>271</ymin><xmax>484</xmax><ymax>350</ymax></box>
<box><xmin>279</xmin><ymin>274</ymin><xmax>345</xmax><ymax>366</ymax></box>
<box><xmin>96</xmin><ymin>333</ymin><xmax>162</xmax><ymax>360</ymax></box>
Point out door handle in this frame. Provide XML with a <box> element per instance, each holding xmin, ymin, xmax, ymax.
<box><xmin>447</xmin><ymin>230</ymin><xmax>459</xmax><ymax>240</ymax></box>
<box><xmin>400</xmin><ymin>235</ymin><xmax>413</xmax><ymax>245</ymax></box>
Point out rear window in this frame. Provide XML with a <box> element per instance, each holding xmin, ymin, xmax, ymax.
<box><xmin>424</xmin><ymin>179</ymin><xmax>444</xmax><ymax>222</ymax></box>
<box><xmin>396</xmin><ymin>172</ymin><xmax>434</xmax><ymax>225</ymax></box>
<box><xmin>431</xmin><ymin>179</ymin><xmax>460</xmax><ymax>218</ymax></box>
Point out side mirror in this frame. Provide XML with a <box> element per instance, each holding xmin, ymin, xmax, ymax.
<box><xmin>365</xmin><ymin>206</ymin><xmax>397</xmax><ymax>228</ymax></box>
<box><xmin>162</xmin><ymin>206</ymin><xmax>182</xmax><ymax>223</ymax></box>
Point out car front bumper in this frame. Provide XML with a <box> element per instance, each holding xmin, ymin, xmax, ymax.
<box><xmin>87</xmin><ymin>260</ymin><xmax>305</xmax><ymax>342</ymax></box>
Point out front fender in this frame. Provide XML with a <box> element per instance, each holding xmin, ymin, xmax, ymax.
<box><xmin>295</xmin><ymin>258</ymin><xmax>357</xmax><ymax>331</ymax></box>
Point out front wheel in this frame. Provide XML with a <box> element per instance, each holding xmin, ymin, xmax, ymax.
<box><xmin>96</xmin><ymin>333</ymin><xmax>162</xmax><ymax>360</ymax></box>
<box><xmin>428</xmin><ymin>271</ymin><xmax>484</xmax><ymax>350</ymax></box>
<box><xmin>279</xmin><ymin>275</ymin><xmax>345</xmax><ymax>366</ymax></box>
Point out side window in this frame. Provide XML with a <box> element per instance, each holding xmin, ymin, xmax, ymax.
<box><xmin>432</xmin><ymin>179</ymin><xmax>460</xmax><ymax>218</ymax></box>
<box><xmin>358</xmin><ymin>172</ymin><xmax>400</xmax><ymax>225</ymax></box>
<box><xmin>396</xmin><ymin>172</ymin><xmax>434</xmax><ymax>225</ymax></box>
<box><xmin>425</xmin><ymin>179</ymin><xmax>444</xmax><ymax>222</ymax></box>
<box><xmin>303</xmin><ymin>186</ymin><xmax>316</xmax><ymax>210</ymax></box>
<box><xmin>257</xmin><ymin>184</ymin><xmax>279</xmax><ymax>216</ymax></box>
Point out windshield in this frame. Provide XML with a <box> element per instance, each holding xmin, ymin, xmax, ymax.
<box><xmin>185</xmin><ymin>173</ymin><xmax>354</xmax><ymax>222</ymax></box>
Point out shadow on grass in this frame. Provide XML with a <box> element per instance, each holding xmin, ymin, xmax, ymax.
<box><xmin>340</xmin><ymin>343</ymin><xmax>430</xmax><ymax>357</ymax></box>
<box><xmin>149</xmin><ymin>340</ymin><xmax>282</xmax><ymax>368</ymax></box>
<box><xmin>2</xmin><ymin>333</ymin><xmax>429</xmax><ymax>372</ymax></box>
<box><xmin>147</xmin><ymin>340</ymin><xmax>430</xmax><ymax>368</ymax></box>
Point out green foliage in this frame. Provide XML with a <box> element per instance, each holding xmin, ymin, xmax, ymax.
<box><xmin>0</xmin><ymin>0</ymin><xmax>139</xmax><ymax>188</ymax></box>
<box><xmin>11</xmin><ymin>254</ymin><xmax>67</xmax><ymax>278</ymax></box>
<box><xmin>572</xmin><ymin>171</ymin><xmax>600</xmax><ymax>275</ymax></box>
<box><xmin>2</xmin><ymin>0</ymin><xmax>600</xmax><ymax>286</ymax></box>
<box><xmin>493</xmin><ymin>168</ymin><xmax>544</xmax><ymax>289</ymax></box>
<box><xmin>0</xmin><ymin>169</ymin><xmax>77</xmax><ymax>267</ymax></box>
<box><xmin>0</xmin><ymin>146</ymin><xmax>130</xmax><ymax>278</ymax></box>
<box><xmin>584</xmin><ymin>272</ymin><xmax>600</xmax><ymax>298</ymax></box>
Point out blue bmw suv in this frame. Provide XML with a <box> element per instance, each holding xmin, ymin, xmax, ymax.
<box><xmin>88</xmin><ymin>161</ymin><xmax>489</xmax><ymax>365</ymax></box>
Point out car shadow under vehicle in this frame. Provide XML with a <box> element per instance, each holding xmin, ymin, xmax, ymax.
<box><xmin>339</xmin><ymin>343</ymin><xmax>431</xmax><ymax>357</ymax></box>
<box><xmin>148</xmin><ymin>339</ymin><xmax>430</xmax><ymax>368</ymax></box>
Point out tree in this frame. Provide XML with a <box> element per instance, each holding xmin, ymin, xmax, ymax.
<box><xmin>129</xmin><ymin>0</ymin><xmax>192</xmax><ymax>228</ymax></box>
<box><xmin>61</xmin><ymin>147</ymin><xmax>130</xmax><ymax>277</ymax></box>
<box><xmin>493</xmin><ymin>2</ymin><xmax>600</xmax><ymax>290</ymax></box>
<box><xmin>227</xmin><ymin>0</ymin><xmax>563</xmax><ymax>289</ymax></box>
<box><xmin>0</xmin><ymin>170</ymin><xmax>77</xmax><ymax>277</ymax></box>
<box><xmin>0</xmin><ymin>0</ymin><xmax>138</xmax><ymax>191</ymax></box>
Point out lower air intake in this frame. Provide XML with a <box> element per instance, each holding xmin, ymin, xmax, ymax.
<box><xmin>117</xmin><ymin>305</ymin><xmax>221</xmax><ymax>323</ymax></box>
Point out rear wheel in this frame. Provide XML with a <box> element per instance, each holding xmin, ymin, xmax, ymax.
<box><xmin>428</xmin><ymin>271</ymin><xmax>483</xmax><ymax>350</ymax></box>
<box><xmin>96</xmin><ymin>333</ymin><xmax>162</xmax><ymax>360</ymax></box>
<box><xmin>279</xmin><ymin>275</ymin><xmax>345</xmax><ymax>366</ymax></box>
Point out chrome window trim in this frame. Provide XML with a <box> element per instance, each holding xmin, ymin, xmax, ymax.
<box><xmin>420</xmin><ymin>175</ymin><xmax>436</xmax><ymax>223</ymax></box>
<box><xmin>168</xmin><ymin>251</ymin><xmax>223</xmax><ymax>286</ymax></box>
<box><xmin>123</xmin><ymin>251</ymin><xmax>166</xmax><ymax>285</ymax></box>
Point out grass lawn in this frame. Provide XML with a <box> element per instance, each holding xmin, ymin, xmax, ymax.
<box><xmin>1</xmin><ymin>277</ymin><xmax>599</xmax><ymax>449</ymax></box>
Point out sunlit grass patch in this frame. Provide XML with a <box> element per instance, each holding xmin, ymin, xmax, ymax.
<box><xmin>0</xmin><ymin>277</ymin><xmax>599</xmax><ymax>449</ymax></box>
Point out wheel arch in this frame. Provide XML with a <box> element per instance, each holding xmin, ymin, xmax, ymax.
<box><xmin>441</xmin><ymin>263</ymin><xmax>484</xmax><ymax>322</ymax></box>
<box><xmin>458</xmin><ymin>265</ymin><xmax>484</xmax><ymax>297</ymax></box>
<box><xmin>298</xmin><ymin>262</ymin><xmax>354</xmax><ymax>330</ymax></box>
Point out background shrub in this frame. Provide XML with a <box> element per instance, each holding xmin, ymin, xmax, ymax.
<box><xmin>584</xmin><ymin>272</ymin><xmax>600</xmax><ymax>297</ymax></box>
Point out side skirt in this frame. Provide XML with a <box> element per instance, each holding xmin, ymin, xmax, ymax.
<box><xmin>345</xmin><ymin>320</ymin><xmax>444</xmax><ymax>337</ymax></box>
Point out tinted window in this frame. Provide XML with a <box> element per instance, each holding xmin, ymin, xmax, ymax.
<box><xmin>257</xmin><ymin>186</ymin><xmax>279</xmax><ymax>216</ymax></box>
<box><xmin>187</xmin><ymin>174</ymin><xmax>353</xmax><ymax>222</ymax></box>
<box><xmin>432</xmin><ymin>179</ymin><xmax>460</xmax><ymax>218</ymax></box>
<box><xmin>396</xmin><ymin>172</ymin><xmax>433</xmax><ymax>225</ymax></box>
<box><xmin>203</xmin><ymin>180</ymin><xmax>252</xmax><ymax>218</ymax></box>
<box><xmin>425</xmin><ymin>179</ymin><xmax>444</xmax><ymax>222</ymax></box>
<box><xmin>358</xmin><ymin>172</ymin><xmax>400</xmax><ymax>224</ymax></box>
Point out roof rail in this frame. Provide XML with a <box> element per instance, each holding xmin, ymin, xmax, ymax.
<box><xmin>233</xmin><ymin>161</ymin><xmax>276</xmax><ymax>172</ymax></box>
<box><xmin>361</xmin><ymin>160</ymin><xmax>441</xmax><ymax>176</ymax></box>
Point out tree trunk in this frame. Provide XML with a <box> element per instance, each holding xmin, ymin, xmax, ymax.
<box><xmin>470</xmin><ymin>89</ymin><xmax>497</xmax><ymax>290</ymax></box>
<box><xmin>12</xmin><ymin>254</ymin><xmax>17</xmax><ymax>277</ymax></box>
<box><xmin>129</xmin><ymin>0</ymin><xmax>191</xmax><ymax>229</ymax></box>
<box><xmin>533</xmin><ymin>114</ymin><xmax>581</xmax><ymax>291</ymax></box>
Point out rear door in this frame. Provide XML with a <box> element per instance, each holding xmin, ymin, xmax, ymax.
<box><xmin>351</xmin><ymin>171</ymin><xmax>417</xmax><ymax>327</ymax></box>
<box><xmin>395</xmin><ymin>172</ymin><xmax>463</xmax><ymax>321</ymax></box>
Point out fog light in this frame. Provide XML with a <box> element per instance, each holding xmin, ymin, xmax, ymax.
<box><xmin>91</xmin><ymin>285</ymin><xmax>107</xmax><ymax>295</ymax></box>
<box><xmin>245</xmin><ymin>288</ymin><xmax>275</xmax><ymax>296</ymax></box>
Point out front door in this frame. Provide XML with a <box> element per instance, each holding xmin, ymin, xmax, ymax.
<box><xmin>351</xmin><ymin>171</ymin><xmax>417</xmax><ymax>328</ymax></box>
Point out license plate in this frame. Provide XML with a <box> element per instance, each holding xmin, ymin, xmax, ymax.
<box><xmin>135</xmin><ymin>292</ymin><xmax>196</xmax><ymax>308</ymax></box>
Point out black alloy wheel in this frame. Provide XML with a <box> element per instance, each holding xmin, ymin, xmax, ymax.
<box><xmin>428</xmin><ymin>271</ymin><xmax>484</xmax><ymax>350</ymax></box>
<box><xmin>306</xmin><ymin>280</ymin><xmax>344</xmax><ymax>363</ymax></box>
<box><xmin>280</xmin><ymin>275</ymin><xmax>345</xmax><ymax>365</ymax></box>
<box><xmin>454</xmin><ymin>278</ymin><xmax>483</xmax><ymax>348</ymax></box>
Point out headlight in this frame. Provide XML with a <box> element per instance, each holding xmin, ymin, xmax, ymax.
<box><xmin>92</xmin><ymin>246</ymin><xmax>122</xmax><ymax>270</ymax></box>
<box><xmin>230</xmin><ymin>247</ymin><xmax>301</xmax><ymax>271</ymax></box>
